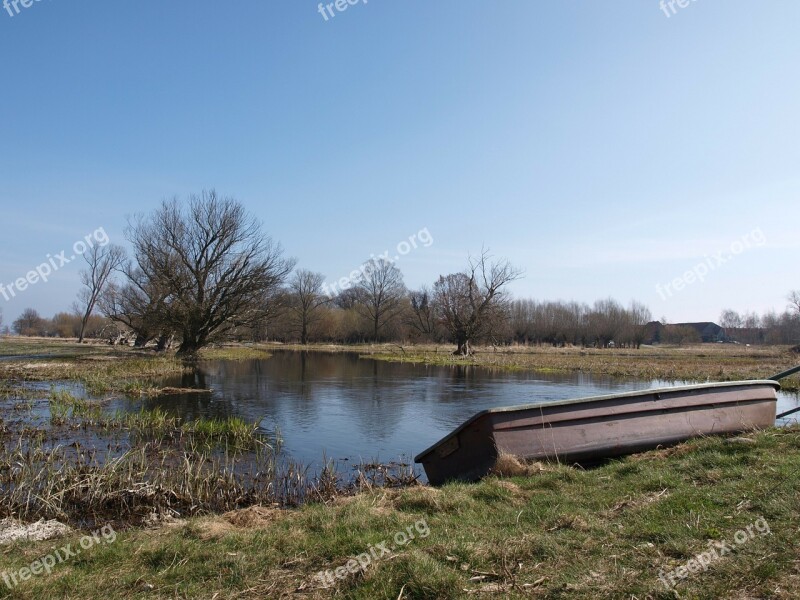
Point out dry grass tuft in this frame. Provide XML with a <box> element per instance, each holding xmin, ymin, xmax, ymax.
<box><xmin>489</xmin><ymin>452</ymin><xmax>548</xmax><ymax>478</ymax></box>
<box><xmin>223</xmin><ymin>505</ymin><xmax>284</xmax><ymax>528</ymax></box>
<box><xmin>191</xmin><ymin>517</ymin><xmax>236</xmax><ymax>540</ymax></box>
<box><xmin>606</xmin><ymin>489</ymin><xmax>670</xmax><ymax>515</ymax></box>
<box><xmin>550</xmin><ymin>514</ymin><xmax>592</xmax><ymax>532</ymax></box>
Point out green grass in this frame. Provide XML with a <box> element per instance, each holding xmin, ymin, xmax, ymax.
<box><xmin>198</xmin><ymin>346</ymin><xmax>273</xmax><ymax>361</ymax></box>
<box><xmin>1</xmin><ymin>427</ymin><xmax>798</xmax><ymax>599</ymax></box>
<box><xmin>48</xmin><ymin>388</ymin><xmax>103</xmax><ymax>424</ymax></box>
<box><xmin>110</xmin><ymin>409</ymin><xmax>270</xmax><ymax>451</ymax></box>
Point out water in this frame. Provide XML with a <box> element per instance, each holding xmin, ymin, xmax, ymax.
<box><xmin>122</xmin><ymin>350</ymin><xmax>800</xmax><ymax>471</ymax></box>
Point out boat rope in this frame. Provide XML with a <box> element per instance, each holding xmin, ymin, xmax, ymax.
<box><xmin>769</xmin><ymin>364</ymin><xmax>800</xmax><ymax>381</ymax></box>
<box><xmin>777</xmin><ymin>406</ymin><xmax>800</xmax><ymax>420</ymax></box>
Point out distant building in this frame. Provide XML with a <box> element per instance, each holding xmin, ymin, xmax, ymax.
<box><xmin>644</xmin><ymin>321</ymin><xmax>726</xmax><ymax>344</ymax></box>
<box><xmin>677</xmin><ymin>322</ymin><xmax>726</xmax><ymax>343</ymax></box>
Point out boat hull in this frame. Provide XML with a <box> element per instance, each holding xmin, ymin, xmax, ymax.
<box><xmin>415</xmin><ymin>381</ymin><xmax>780</xmax><ymax>486</ymax></box>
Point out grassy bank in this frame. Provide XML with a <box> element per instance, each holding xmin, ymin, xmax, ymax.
<box><xmin>3</xmin><ymin>338</ymin><xmax>798</xmax><ymax>390</ymax></box>
<box><xmin>0</xmin><ymin>338</ymin><xmax>271</xmax><ymax>396</ymax></box>
<box><xmin>266</xmin><ymin>342</ymin><xmax>800</xmax><ymax>390</ymax></box>
<box><xmin>1</xmin><ymin>427</ymin><xmax>798</xmax><ymax>599</ymax></box>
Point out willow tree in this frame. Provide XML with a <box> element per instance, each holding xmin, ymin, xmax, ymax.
<box><xmin>433</xmin><ymin>251</ymin><xmax>521</xmax><ymax>356</ymax></box>
<box><xmin>125</xmin><ymin>191</ymin><xmax>294</xmax><ymax>356</ymax></box>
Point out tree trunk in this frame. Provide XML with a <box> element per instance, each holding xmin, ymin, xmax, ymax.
<box><xmin>453</xmin><ymin>338</ymin><xmax>474</xmax><ymax>356</ymax></box>
<box><xmin>156</xmin><ymin>334</ymin><xmax>173</xmax><ymax>351</ymax></box>
<box><xmin>177</xmin><ymin>333</ymin><xmax>204</xmax><ymax>357</ymax></box>
<box><xmin>177</xmin><ymin>341</ymin><xmax>200</xmax><ymax>357</ymax></box>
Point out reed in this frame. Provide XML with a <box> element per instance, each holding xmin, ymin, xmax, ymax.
<box><xmin>0</xmin><ymin>435</ymin><xmax>310</xmax><ymax>527</ymax></box>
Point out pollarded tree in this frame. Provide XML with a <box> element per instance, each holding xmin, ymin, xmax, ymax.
<box><xmin>623</xmin><ymin>301</ymin><xmax>652</xmax><ymax>349</ymax></box>
<box><xmin>587</xmin><ymin>298</ymin><xmax>628</xmax><ymax>348</ymax></box>
<box><xmin>288</xmin><ymin>269</ymin><xmax>330</xmax><ymax>344</ymax></box>
<box><xmin>433</xmin><ymin>250</ymin><xmax>521</xmax><ymax>356</ymax></box>
<box><xmin>354</xmin><ymin>258</ymin><xmax>407</xmax><ymax>342</ymax></box>
<box><xmin>125</xmin><ymin>191</ymin><xmax>295</xmax><ymax>356</ymax></box>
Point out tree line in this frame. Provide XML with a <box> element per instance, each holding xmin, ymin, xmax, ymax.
<box><xmin>718</xmin><ymin>304</ymin><xmax>800</xmax><ymax>345</ymax></box>
<box><xmin>3</xmin><ymin>192</ymin><xmax>799</xmax><ymax>354</ymax></box>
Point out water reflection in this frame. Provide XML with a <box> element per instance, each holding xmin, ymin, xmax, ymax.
<box><xmin>123</xmin><ymin>351</ymin><xmax>800</xmax><ymax>470</ymax></box>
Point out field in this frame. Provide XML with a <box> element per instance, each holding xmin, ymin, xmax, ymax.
<box><xmin>272</xmin><ymin>341</ymin><xmax>800</xmax><ymax>390</ymax></box>
<box><xmin>0</xmin><ymin>337</ymin><xmax>799</xmax><ymax>598</ymax></box>
<box><xmin>3</xmin><ymin>337</ymin><xmax>799</xmax><ymax>389</ymax></box>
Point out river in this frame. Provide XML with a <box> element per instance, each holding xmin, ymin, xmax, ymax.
<box><xmin>126</xmin><ymin>350</ymin><xmax>800</xmax><ymax>471</ymax></box>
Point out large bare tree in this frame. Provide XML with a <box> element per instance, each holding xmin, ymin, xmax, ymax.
<box><xmin>75</xmin><ymin>244</ymin><xmax>126</xmax><ymax>342</ymax></box>
<box><xmin>354</xmin><ymin>258</ymin><xmax>406</xmax><ymax>342</ymax></box>
<box><xmin>125</xmin><ymin>191</ymin><xmax>294</xmax><ymax>356</ymax></box>
<box><xmin>433</xmin><ymin>251</ymin><xmax>521</xmax><ymax>355</ymax></box>
<box><xmin>288</xmin><ymin>269</ymin><xmax>329</xmax><ymax>344</ymax></box>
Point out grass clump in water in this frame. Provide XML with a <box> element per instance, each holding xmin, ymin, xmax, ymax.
<box><xmin>48</xmin><ymin>388</ymin><xmax>103</xmax><ymax>424</ymax></box>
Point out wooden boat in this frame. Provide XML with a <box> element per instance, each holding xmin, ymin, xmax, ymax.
<box><xmin>415</xmin><ymin>380</ymin><xmax>781</xmax><ymax>485</ymax></box>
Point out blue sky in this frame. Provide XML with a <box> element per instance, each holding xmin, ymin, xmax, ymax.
<box><xmin>1</xmin><ymin>0</ymin><xmax>798</xmax><ymax>326</ymax></box>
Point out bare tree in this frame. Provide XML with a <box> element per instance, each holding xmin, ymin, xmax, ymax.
<box><xmin>625</xmin><ymin>300</ymin><xmax>652</xmax><ymax>349</ymax></box>
<box><xmin>433</xmin><ymin>250</ymin><xmax>522</xmax><ymax>355</ymax></box>
<box><xmin>100</xmin><ymin>273</ymin><xmax>170</xmax><ymax>347</ymax></box>
<box><xmin>354</xmin><ymin>259</ymin><xmax>407</xmax><ymax>342</ymax></box>
<box><xmin>13</xmin><ymin>308</ymin><xmax>45</xmax><ymax>336</ymax></box>
<box><xmin>333</xmin><ymin>287</ymin><xmax>360</xmax><ymax>310</ymax></box>
<box><xmin>719</xmin><ymin>309</ymin><xmax>744</xmax><ymax>330</ymax></box>
<box><xmin>288</xmin><ymin>269</ymin><xmax>330</xmax><ymax>344</ymax></box>
<box><xmin>75</xmin><ymin>244</ymin><xmax>126</xmax><ymax>342</ymax></box>
<box><xmin>407</xmin><ymin>287</ymin><xmax>438</xmax><ymax>340</ymax></box>
<box><xmin>789</xmin><ymin>291</ymin><xmax>800</xmax><ymax>315</ymax></box>
<box><xmin>124</xmin><ymin>191</ymin><xmax>295</xmax><ymax>356</ymax></box>
<box><xmin>587</xmin><ymin>298</ymin><xmax>628</xmax><ymax>348</ymax></box>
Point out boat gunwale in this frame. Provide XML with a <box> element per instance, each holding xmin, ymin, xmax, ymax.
<box><xmin>414</xmin><ymin>379</ymin><xmax>781</xmax><ymax>462</ymax></box>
